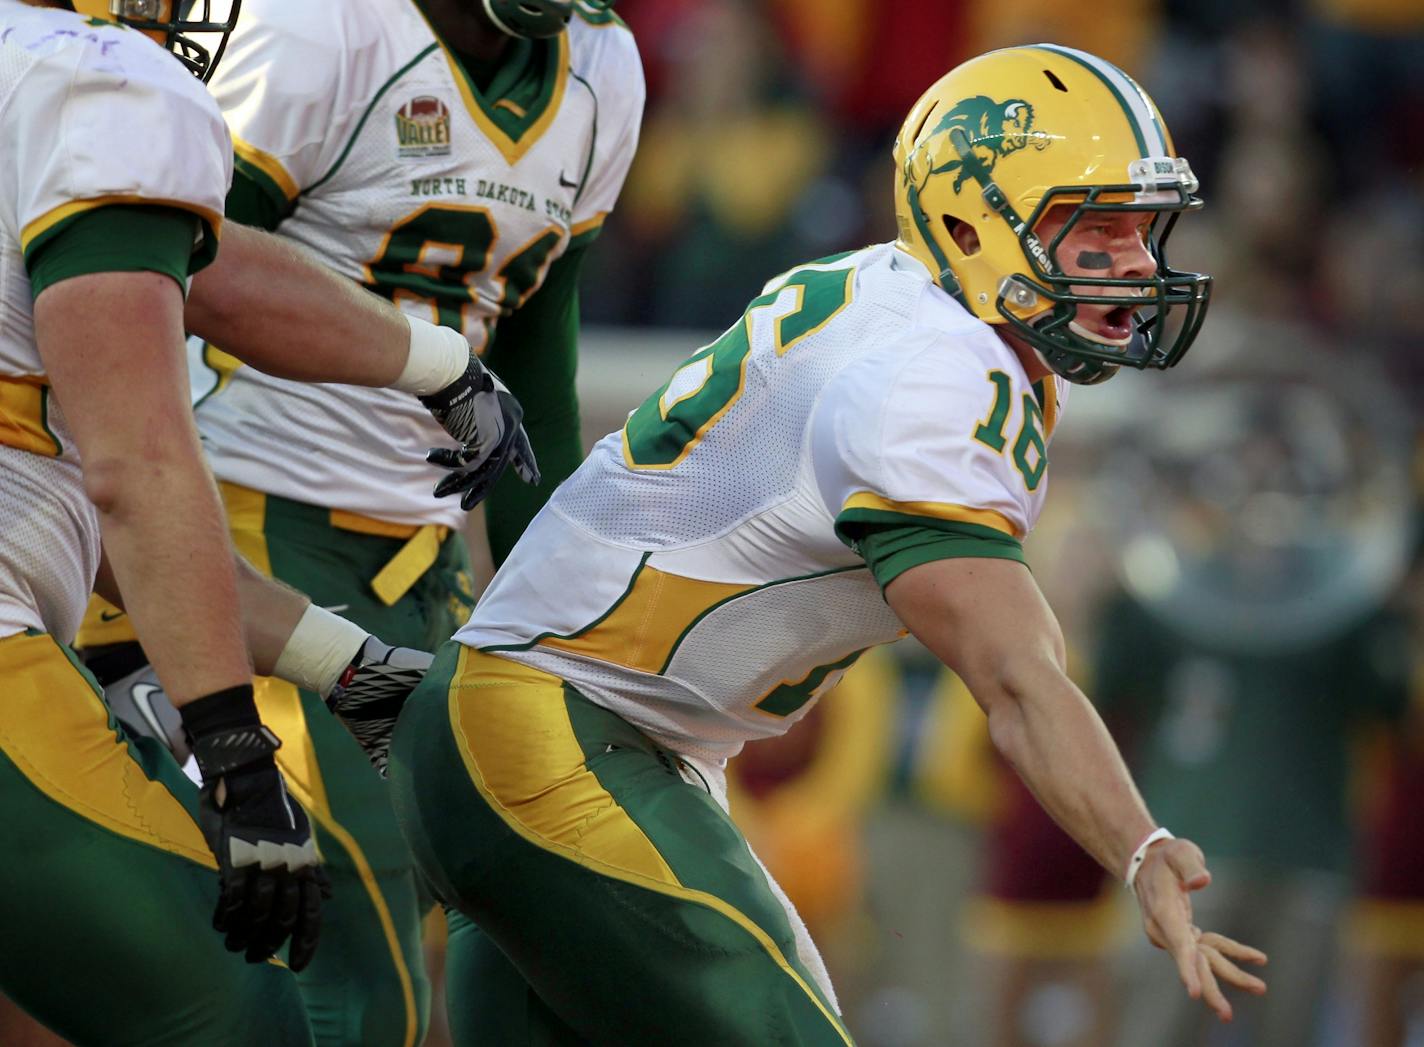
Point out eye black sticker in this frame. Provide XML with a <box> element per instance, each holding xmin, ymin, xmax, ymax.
<box><xmin>1075</xmin><ymin>251</ymin><xmax>1113</xmax><ymax>270</ymax></box>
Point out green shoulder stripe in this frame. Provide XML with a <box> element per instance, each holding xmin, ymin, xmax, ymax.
<box><xmin>840</xmin><ymin>518</ymin><xmax>1026</xmax><ymax>592</ymax></box>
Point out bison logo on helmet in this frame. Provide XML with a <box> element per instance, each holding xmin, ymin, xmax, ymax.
<box><xmin>904</xmin><ymin>96</ymin><xmax>1051</xmax><ymax>195</ymax></box>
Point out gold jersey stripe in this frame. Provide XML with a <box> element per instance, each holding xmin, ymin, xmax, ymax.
<box><xmin>840</xmin><ymin>492</ymin><xmax>1020</xmax><ymax>537</ymax></box>
<box><xmin>20</xmin><ymin>195</ymin><xmax>223</xmax><ymax>255</ymax></box>
<box><xmin>0</xmin><ymin>632</ymin><xmax>214</xmax><ymax>867</ymax></box>
<box><xmin>447</xmin><ymin>647</ymin><xmax>855</xmax><ymax>1043</ymax></box>
<box><xmin>232</xmin><ymin>136</ymin><xmax>301</xmax><ymax>202</ymax></box>
<box><xmin>0</xmin><ymin>375</ymin><xmax>60</xmax><ymax>457</ymax></box>
<box><xmin>538</xmin><ymin>563</ymin><xmax>754</xmax><ymax>673</ymax></box>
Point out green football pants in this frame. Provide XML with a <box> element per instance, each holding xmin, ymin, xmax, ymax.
<box><xmin>390</xmin><ymin>643</ymin><xmax>854</xmax><ymax>1046</ymax></box>
<box><xmin>0</xmin><ymin>630</ymin><xmax>313</xmax><ymax>1046</ymax></box>
<box><xmin>222</xmin><ymin>483</ymin><xmax>478</xmax><ymax>1047</ymax></box>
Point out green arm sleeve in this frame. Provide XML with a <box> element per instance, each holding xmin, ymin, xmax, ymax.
<box><xmin>481</xmin><ymin>242</ymin><xmax>588</xmax><ymax>566</ymax></box>
<box><xmin>844</xmin><ymin>519</ymin><xmax>1026</xmax><ymax>592</ymax></box>
<box><xmin>25</xmin><ymin>204</ymin><xmax>205</xmax><ymax>299</ymax></box>
<box><xmin>226</xmin><ymin>161</ymin><xmax>293</xmax><ymax>231</ymax></box>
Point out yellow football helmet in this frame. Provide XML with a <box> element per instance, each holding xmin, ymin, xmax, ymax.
<box><xmin>894</xmin><ymin>44</ymin><xmax>1211</xmax><ymax>384</ymax></box>
<box><xmin>65</xmin><ymin>1</ymin><xmax>240</xmax><ymax>81</ymax></box>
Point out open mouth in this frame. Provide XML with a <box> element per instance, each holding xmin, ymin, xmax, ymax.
<box><xmin>1070</xmin><ymin>304</ymin><xmax>1136</xmax><ymax>347</ymax></box>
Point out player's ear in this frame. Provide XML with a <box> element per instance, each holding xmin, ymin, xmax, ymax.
<box><xmin>944</xmin><ymin>217</ymin><xmax>980</xmax><ymax>257</ymax></box>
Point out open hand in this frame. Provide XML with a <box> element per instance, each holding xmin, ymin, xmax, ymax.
<box><xmin>1133</xmin><ymin>837</ymin><xmax>1268</xmax><ymax>1021</ymax></box>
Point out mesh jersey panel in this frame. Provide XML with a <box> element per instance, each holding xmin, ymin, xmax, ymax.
<box><xmin>461</xmin><ymin>243</ymin><xmax>1055</xmax><ymax>759</ymax></box>
<box><xmin>556</xmin><ymin>246</ymin><xmax>926</xmax><ymax>545</ymax></box>
<box><xmin>0</xmin><ymin>446</ymin><xmax>97</xmax><ymax>642</ymax></box>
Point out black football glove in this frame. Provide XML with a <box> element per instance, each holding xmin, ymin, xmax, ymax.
<box><xmin>181</xmin><ymin>685</ymin><xmax>329</xmax><ymax>972</ymax></box>
<box><xmin>421</xmin><ymin>355</ymin><xmax>540</xmax><ymax>510</ymax></box>
<box><xmin>325</xmin><ymin>636</ymin><xmax>432</xmax><ymax>777</ymax></box>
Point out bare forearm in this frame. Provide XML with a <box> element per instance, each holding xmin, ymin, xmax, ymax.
<box><xmin>92</xmin><ymin>451</ymin><xmax>251</xmax><ymax>706</ymax></box>
<box><xmin>231</xmin><ymin>555</ymin><xmax>309</xmax><ymax>676</ymax></box>
<box><xmin>185</xmin><ymin>222</ymin><xmax>410</xmax><ymax>387</ymax></box>
<box><xmin>983</xmin><ymin>662</ymin><xmax>1154</xmax><ymax>877</ymax></box>
<box><xmin>887</xmin><ymin>557</ymin><xmax>1154</xmax><ymax>880</ymax></box>
<box><xmin>36</xmin><ymin>271</ymin><xmax>251</xmax><ymax>706</ymax></box>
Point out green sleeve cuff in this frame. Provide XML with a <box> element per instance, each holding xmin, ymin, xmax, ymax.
<box><xmin>25</xmin><ymin>204</ymin><xmax>209</xmax><ymax>299</ymax></box>
<box><xmin>846</xmin><ymin>520</ymin><xmax>1025</xmax><ymax>591</ymax></box>
<box><xmin>226</xmin><ymin>159</ymin><xmax>293</xmax><ymax>231</ymax></box>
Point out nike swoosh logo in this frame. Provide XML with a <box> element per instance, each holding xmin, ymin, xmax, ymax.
<box><xmin>129</xmin><ymin>682</ymin><xmax>170</xmax><ymax>740</ymax></box>
<box><xmin>559</xmin><ymin>172</ymin><xmax>579</xmax><ymax>189</ymax></box>
<box><xmin>99</xmin><ymin>610</ymin><xmax>125</xmax><ymax>622</ymax></box>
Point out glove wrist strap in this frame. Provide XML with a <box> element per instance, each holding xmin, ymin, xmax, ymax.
<box><xmin>180</xmin><ymin>685</ymin><xmax>282</xmax><ymax>781</ymax></box>
<box><xmin>418</xmin><ymin>356</ymin><xmax>492</xmax><ymax>411</ymax></box>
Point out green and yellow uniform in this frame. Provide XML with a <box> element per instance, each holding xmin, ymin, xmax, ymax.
<box><xmin>0</xmin><ymin>4</ymin><xmax>310</xmax><ymax>1042</ymax></box>
<box><xmin>78</xmin><ymin>0</ymin><xmax>643</xmax><ymax>1042</ymax></box>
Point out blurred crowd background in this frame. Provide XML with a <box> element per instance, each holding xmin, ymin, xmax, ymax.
<box><xmin>6</xmin><ymin>2</ymin><xmax>1416</xmax><ymax>1046</ymax></box>
<box><xmin>563</xmin><ymin>1</ymin><xmax>1424</xmax><ymax>1045</ymax></box>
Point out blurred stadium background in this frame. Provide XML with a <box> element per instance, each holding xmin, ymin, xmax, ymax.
<box><xmin>6</xmin><ymin>1</ymin><xmax>1420</xmax><ymax>1045</ymax></box>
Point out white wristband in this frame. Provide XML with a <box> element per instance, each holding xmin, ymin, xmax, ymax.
<box><xmin>1124</xmin><ymin>827</ymin><xmax>1175</xmax><ymax>889</ymax></box>
<box><xmin>272</xmin><ymin>604</ymin><xmax>368</xmax><ymax>698</ymax></box>
<box><xmin>391</xmin><ymin>316</ymin><xmax>472</xmax><ymax>395</ymax></box>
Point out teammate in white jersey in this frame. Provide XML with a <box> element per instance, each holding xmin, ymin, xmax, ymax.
<box><xmin>74</xmin><ymin>1</ymin><xmax>643</xmax><ymax>1044</ymax></box>
<box><xmin>1</xmin><ymin>1</ymin><xmax>538</xmax><ymax>1042</ymax></box>
<box><xmin>0</xmin><ymin>2</ymin><xmax>324</xmax><ymax>1041</ymax></box>
<box><xmin>387</xmin><ymin>45</ymin><xmax>1270</xmax><ymax>1043</ymax></box>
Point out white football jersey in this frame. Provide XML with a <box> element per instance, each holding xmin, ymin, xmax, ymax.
<box><xmin>0</xmin><ymin>2</ymin><xmax>229</xmax><ymax>642</ymax></box>
<box><xmin>193</xmin><ymin>0</ymin><xmax>644</xmax><ymax>527</ymax></box>
<box><xmin>458</xmin><ymin>244</ymin><xmax>1068</xmax><ymax>761</ymax></box>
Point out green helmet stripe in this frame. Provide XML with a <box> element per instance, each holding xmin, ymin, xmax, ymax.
<box><xmin>1029</xmin><ymin>44</ymin><xmax>1166</xmax><ymax>158</ymax></box>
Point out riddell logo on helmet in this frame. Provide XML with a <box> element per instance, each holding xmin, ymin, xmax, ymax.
<box><xmin>908</xmin><ymin>96</ymin><xmax>1052</xmax><ymax>194</ymax></box>
<box><xmin>396</xmin><ymin>96</ymin><xmax>453</xmax><ymax>159</ymax></box>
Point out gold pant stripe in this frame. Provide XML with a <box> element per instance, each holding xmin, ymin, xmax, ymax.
<box><xmin>0</xmin><ymin>632</ymin><xmax>213</xmax><ymax>867</ymax></box>
<box><xmin>273</xmin><ymin>720</ymin><xmax>420</xmax><ymax>1047</ymax></box>
<box><xmin>448</xmin><ymin>648</ymin><xmax>852</xmax><ymax>1045</ymax></box>
<box><xmin>219</xmin><ymin>484</ymin><xmax>419</xmax><ymax>1047</ymax></box>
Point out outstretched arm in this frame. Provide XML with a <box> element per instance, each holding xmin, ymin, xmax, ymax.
<box><xmin>886</xmin><ymin>556</ymin><xmax>1268</xmax><ymax>1020</ymax></box>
